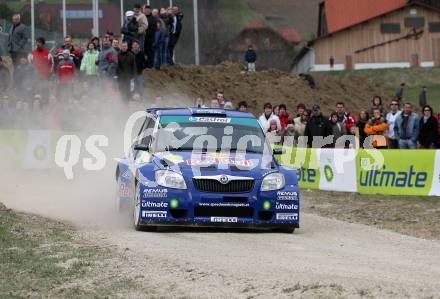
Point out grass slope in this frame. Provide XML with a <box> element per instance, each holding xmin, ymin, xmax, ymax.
<box><xmin>328</xmin><ymin>67</ymin><xmax>440</xmax><ymax>110</ymax></box>
<box><xmin>0</xmin><ymin>202</ymin><xmax>138</xmax><ymax>298</ymax></box>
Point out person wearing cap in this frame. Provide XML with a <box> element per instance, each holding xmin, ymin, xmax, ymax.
<box><xmin>0</xmin><ymin>57</ymin><xmax>11</xmax><ymax>94</ymax></box>
<box><xmin>121</xmin><ymin>10</ymin><xmax>140</xmax><ymax>50</ymax></box>
<box><xmin>266</xmin><ymin>119</ymin><xmax>282</xmax><ymax>145</ymax></box>
<box><xmin>258</xmin><ymin>102</ymin><xmax>281</xmax><ymax>133</ymax></box>
<box><xmin>304</xmin><ymin>104</ymin><xmax>333</xmax><ymax>148</ymax></box>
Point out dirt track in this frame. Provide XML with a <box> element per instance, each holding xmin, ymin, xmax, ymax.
<box><xmin>77</xmin><ymin>214</ymin><xmax>440</xmax><ymax>298</ymax></box>
<box><xmin>1</xmin><ymin>170</ymin><xmax>440</xmax><ymax>298</ymax></box>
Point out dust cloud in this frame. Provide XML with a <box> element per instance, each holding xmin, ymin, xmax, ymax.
<box><xmin>0</xmin><ymin>81</ymin><xmax>193</xmax><ymax>229</ymax></box>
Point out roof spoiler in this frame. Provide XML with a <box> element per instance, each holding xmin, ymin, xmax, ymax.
<box><xmin>189</xmin><ymin>108</ymin><xmax>227</xmax><ymax>117</ymax></box>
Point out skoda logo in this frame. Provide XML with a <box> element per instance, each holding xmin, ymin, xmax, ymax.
<box><xmin>219</xmin><ymin>175</ymin><xmax>229</xmax><ymax>184</ymax></box>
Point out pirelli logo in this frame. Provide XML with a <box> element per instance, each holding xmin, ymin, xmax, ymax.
<box><xmin>210</xmin><ymin>217</ymin><xmax>238</xmax><ymax>223</ymax></box>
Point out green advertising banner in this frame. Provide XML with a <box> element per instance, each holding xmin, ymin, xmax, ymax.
<box><xmin>277</xmin><ymin>147</ymin><xmax>438</xmax><ymax>196</ymax></box>
<box><xmin>277</xmin><ymin>147</ymin><xmax>320</xmax><ymax>190</ymax></box>
<box><xmin>2</xmin><ymin>129</ymin><xmax>438</xmax><ymax>196</ymax></box>
<box><xmin>356</xmin><ymin>150</ymin><xmax>435</xmax><ymax>196</ymax></box>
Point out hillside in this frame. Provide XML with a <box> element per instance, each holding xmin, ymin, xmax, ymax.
<box><xmin>327</xmin><ymin>67</ymin><xmax>440</xmax><ymax>109</ymax></box>
<box><xmin>143</xmin><ymin>62</ymin><xmax>391</xmax><ymax>115</ymax></box>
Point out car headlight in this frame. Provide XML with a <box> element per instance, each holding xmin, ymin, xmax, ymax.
<box><xmin>155</xmin><ymin>170</ymin><xmax>187</xmax><ymax>189</ymax></box>
<box><xmin>260</xmin><ymin>173</ymin><xmax>285</xmax><ymax>191</ymax></box>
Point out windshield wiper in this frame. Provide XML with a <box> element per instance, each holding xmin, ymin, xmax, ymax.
<box><xmin>221</xmin><ymin>148</ymin><xmax>262</xmax><ymax>154</ymax></box>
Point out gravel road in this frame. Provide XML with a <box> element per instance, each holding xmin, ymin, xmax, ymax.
<box><xmin>76</xmin><ymin>213</ymin><xmax>440</xmax><ymax>298</ymax></box>
<box><xmin>2</xmin><ymin>170</ymin><xmax>440</xmax><ymax>298</ymax></box>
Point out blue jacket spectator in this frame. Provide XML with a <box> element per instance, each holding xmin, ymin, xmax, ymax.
<box><xmin>153</xmin><ymin>20</ymin><xmax>166</xmax><ymax>70</ymax></box>
<box><xmin>245</xmin><ymin>47</ymin><xmax>257</xmax><ymax>63</ymax></box>
<box><xmin>245</xmin><ymin>45</ymin><xmax>257</xmax><ymax>72</ymax></box>
<box><xmin>121</xmin><ymin>11</ymin><xmax>140</xmax><ymax>49</ymax></box>
<box><xmin>394</xmin><ymin>103</ymin><xmax>420</xmax><ymax>149</ymax></box>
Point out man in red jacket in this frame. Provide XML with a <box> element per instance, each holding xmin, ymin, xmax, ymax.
<box><xmin>335</xmin><ymin>102</ymin><xmax>356</xmax><ymax>131</ymax></box>
<box><xmin>29</xmin><ymin>37</ymin><xmax>53</xmax><ymax>79</ymax></box>
<box><xmin>29</xmin><ymin>37</ymin><xmax>53</xmax><ymax>102</ymax></box>
<box><xmin>55</xmin><ymin>35</ymin><xmax>80</xmax><ymax>68</ymax></box>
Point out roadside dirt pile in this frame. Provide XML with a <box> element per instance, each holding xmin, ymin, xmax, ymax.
<box><xmin>144</xmin><ymin>62</ymin><xmax>391</xmax><ymax>114</ymax></box>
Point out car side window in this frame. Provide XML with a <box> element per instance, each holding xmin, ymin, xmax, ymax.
<box><xmin>141</xmin><ymin>117</ymin><xmax>157</xmax><ymax>148</ymax></box>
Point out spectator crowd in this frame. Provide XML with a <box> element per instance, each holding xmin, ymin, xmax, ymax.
<box><xmin>197</xmin><ymin>91</ymin><xmax>439</xmax><ymax>150</ymax></box>
<box><xmin>1</xmin><ymin>8</ymin><xmax>440</xmax><ymax>150</ymax></box>
<box><xmin>0</xmin><ymin>5</ymin><xmax>183</xmax><ymax>129</ymax></box>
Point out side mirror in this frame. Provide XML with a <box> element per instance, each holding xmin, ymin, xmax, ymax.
<box><xmin>134</xmin><ymin>144</ymin><xmax>149</xmax><ymax>151</ymax></box>
<box><xmin>273</xmin><ymin>148</ymin><xmax>285</xmax><ymax>155</ymax></box>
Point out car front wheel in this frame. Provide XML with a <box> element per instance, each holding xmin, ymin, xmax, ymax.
<box><xmin>133</xmin><ymin>182</ymin><xmax>157</xmax><ymax>232</ymax></box>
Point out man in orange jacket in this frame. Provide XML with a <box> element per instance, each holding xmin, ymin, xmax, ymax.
<box><xmin>364</xmin><ymin>107</ymin><xmax>389</xmax><ymax>149</ymax></box>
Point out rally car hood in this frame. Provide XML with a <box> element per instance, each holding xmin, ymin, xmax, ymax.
<box><xmin>151</xmin><ymin>151</ymin><xmax>279</xmax><ymax>178</ymax></box>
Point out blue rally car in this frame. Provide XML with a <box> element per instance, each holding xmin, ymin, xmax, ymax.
<box><xmin>116</xmin><ymin>108</ymin><xmax>300</xmax><ymax>233</ymax></box>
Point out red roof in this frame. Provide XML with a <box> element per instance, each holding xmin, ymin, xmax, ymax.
<box><xmin>245</xmin><ymin>19</ymin><xmax>268</xmax><ymax>30</ymax></box>
<box><xmin>277</xmin><ymin>28</ymin><xmax>302</xmax><ymax>43</ymax></box>
<box><xmin>244</xmin><ymin>19</ymin><xmax>301</xmax><ymax>44</ymax></box>
<box><xmin>325</xmin><ymin>0</ymin><xmax>407</xmax><ymax>33</ymax></box>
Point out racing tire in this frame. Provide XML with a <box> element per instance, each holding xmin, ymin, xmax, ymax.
<box><xmin>133</xmin><ymin>181</ymin><xmax>157</xmax><ymax>232</ymax></box>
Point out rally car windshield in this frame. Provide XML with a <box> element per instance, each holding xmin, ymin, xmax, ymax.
<box><xmin>153</xmin><ymin>116</ymin><xmax>269</xmax><ymax>154</ymax></box>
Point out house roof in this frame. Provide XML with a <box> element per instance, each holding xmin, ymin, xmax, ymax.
<box><xmin>325</xmin><ymin>0</ymin><xmax>407</xmax><ymax>33</ymax></box>
<box><xmin>277</xmin><ymin>28</ymin><xmax>302</xmax><ymax>44</ymax></box>
<box><xmin>245</xmin><ymin>19</ymin><xmax>269</xmax><ymax>30</ymax></box>
<box><xmin>246</xmin><ymin>0</ymin><xmax>321</xmax><ymax>45</ymax></box>
<box><xmin>243</xmin><ymin>19</ymin><xmax>302</xmax><ymax>44</ymax></box>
